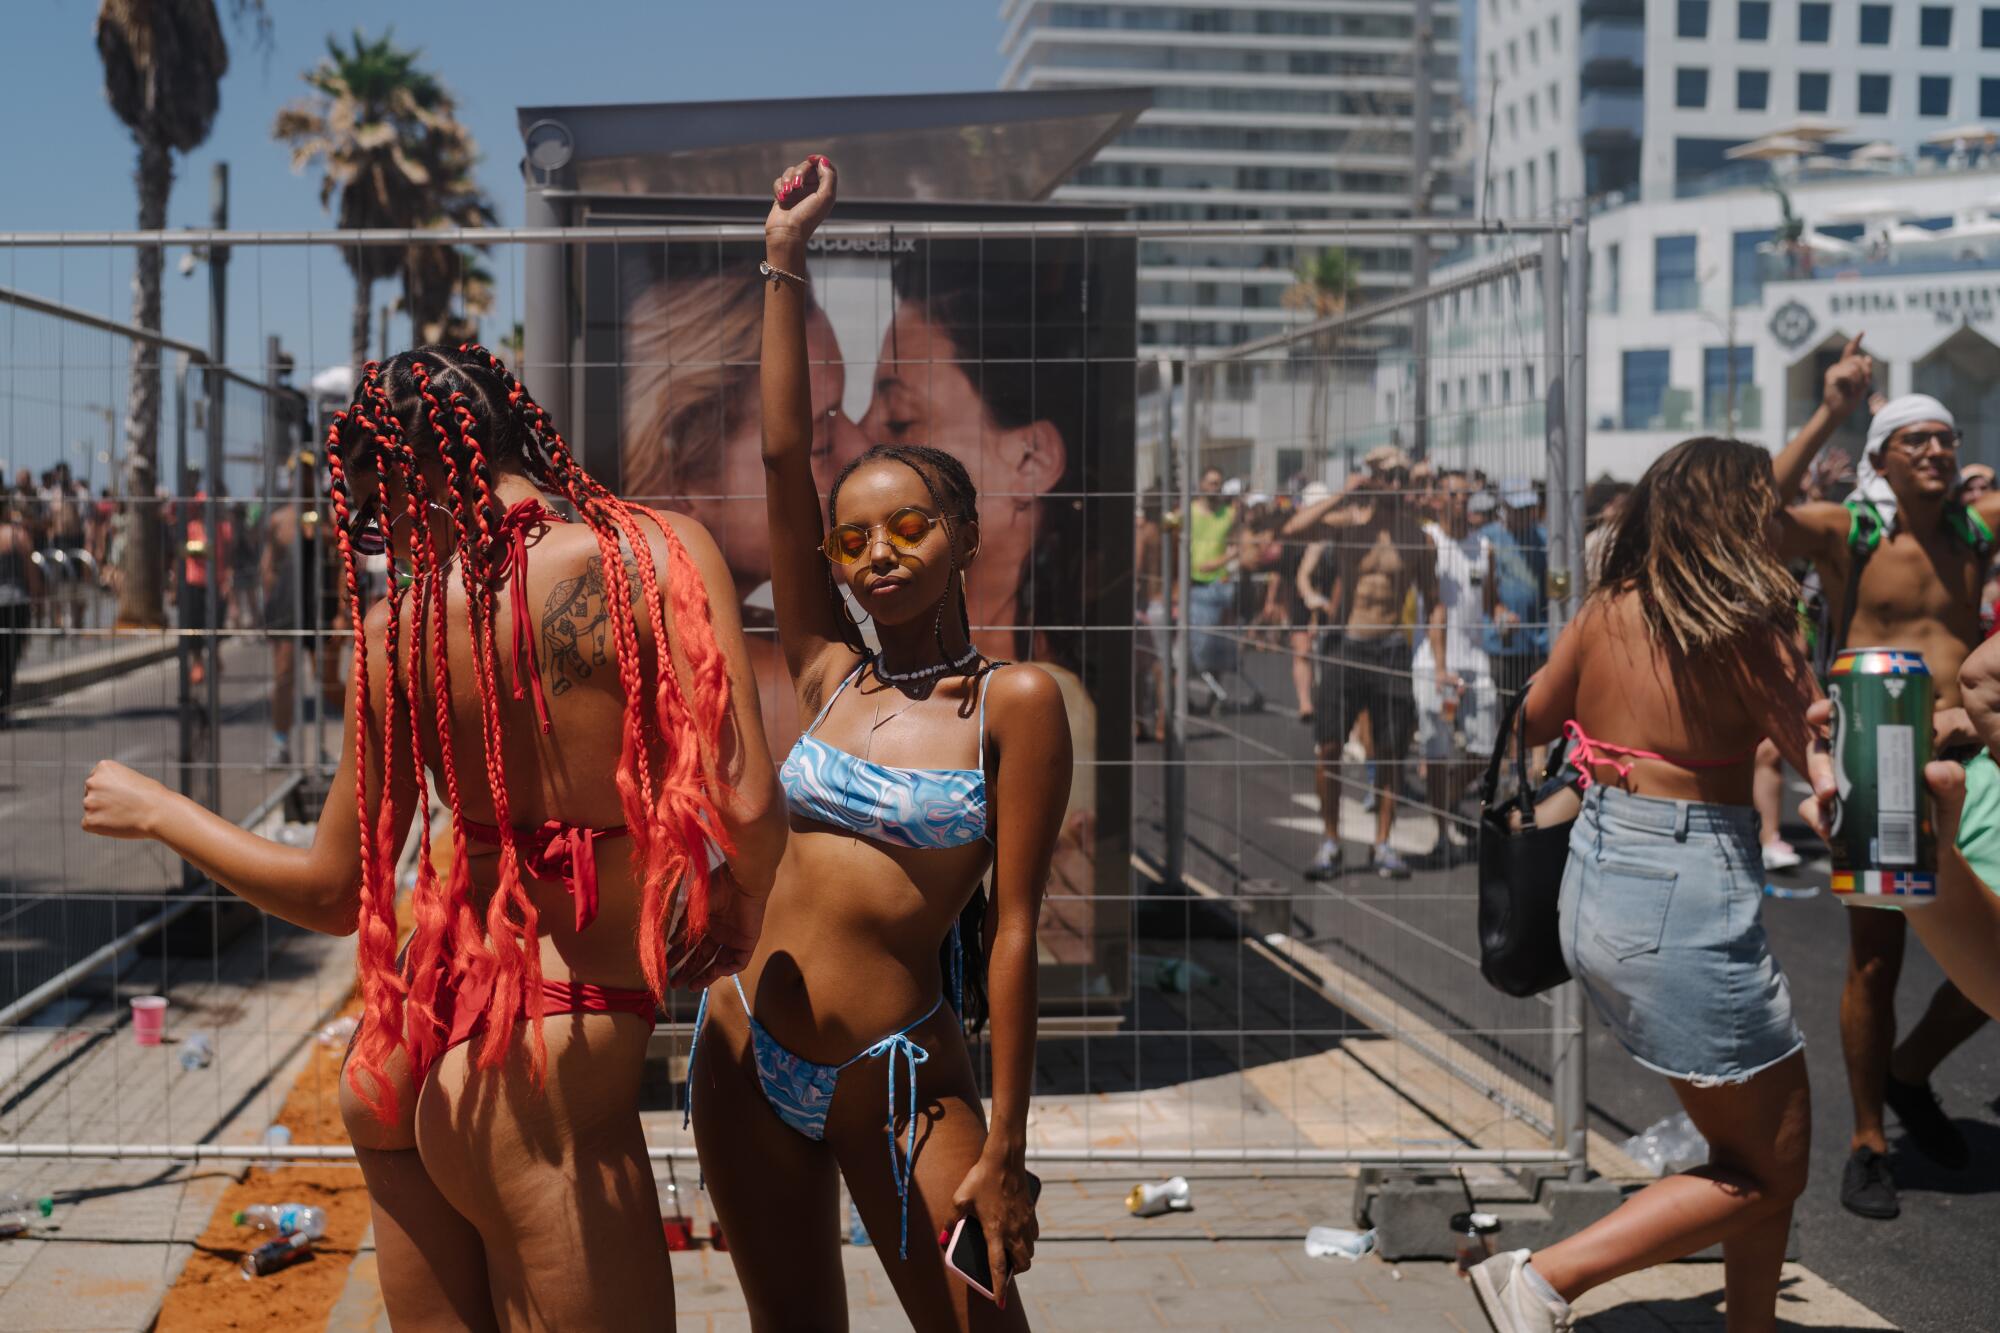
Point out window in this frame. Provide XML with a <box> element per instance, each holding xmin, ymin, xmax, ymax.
<box><xmin>1549</xmin><ymin>149</ymin><xmax>1560</xmax><ymax>205</ymax></box>
<box><xmin>1550</xmin><ymin>15</ymin><xmax>1560</xmax><ymax>49</ymax></box>
<box><xmin>1732</xmin><ymin>229</ymin><xmax>1773</xmax><ymax>305</ymax></box>
<box><xmin>1655</xmin><ymin>235</ymin><xmax>1699</xmax><ymax>311</ymax></box>
<box><xmin>1526</xmin><ymin>158</ymin><xmax>1539</xmax><ymax>211</ymax></box>
<box><xmin>1921</xmin><ymin>6</ymin><xmax>1953</xmax><ymax>45</ymax></box>
<box><xmin>1985</xmin><ymin>77</ymin><xmax>2000</xmax><ymax>118</ymax></box>
<box><xmin>1921</xmin><ymin>75</ymin><xmax>1953</xmax><ymax>116</ymax></box>
<box><xmin>1606</xmin><ymin>242</ymin><xmax>1622</xmax><ymax>313</ymax></box>
<box><xmin>1501</xmin><ymin>368</ymin><xmax>1513</xmax><ymax>401</ymax></box>
<box><xmin>1703</xmin><ymin>347</ymin><xmax>1755</xmax><ymax>429</ymax></box>
<box><xmin>1623</xmin><ymin>351</ymin><xmax>1673</xmax><ymax>429</ymax></box>
<box><xmin>1986</xmin><ymin>8</ymin><xmax>2000</xmax><ymax>47</ymax></box>
<box><xmin>1798</xmin><ymin>70</ymin><xmax>1831</xmax><ymax>112</ymax></box>
<box><xmin>1738</xmin><ymin>69</ymin><xmax>1771</xmax><ymax>110</ymax></box>
<box><xmin>1528</xmin><ymin>29</ymin><xmax>1540</xmax><ymax>60</ymax></box>
<box><xmin>1798</xmin><ymin>2</ymin><xmax>1831</xmax><ymax>41</ymax></box>
<box><xmin>1859</xmin><ymin>73</ymin><xmax>1892</xmax><ymax>114</ymax></box>
<box><xmin>1739</xmin><ymin>0</ymin><xmax>1771</xmax><ymax>39</ymax></box>
<box><xmin>1860</xmin><ymin>4</ymin><xmax>1891</xmax><ymax>43</ymax></box>
<box><xmin>1677</xmin><ymin>67</ymin><xmax>1710</xmax><ymax>108</ymax></box>
<box><xmin>1678</xmin><ymin>0</ymin><xmax>1710</xmax><ymax>38</ymax></box>
<box><xmin>1526</xmin><ymin>364</ymin><xmax>1538</xmax><ymax>400</ymax></box>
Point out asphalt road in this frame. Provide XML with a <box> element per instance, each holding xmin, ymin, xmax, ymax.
<box><xmin>0</xmin><ymin>631</ymin><xmax>312</xmax><ymax>1009</ymax></box>
<box><xmin>1136</xmin><ymin>648</ymin><xmax>1999</xmax><ymax>1333</ymax></box>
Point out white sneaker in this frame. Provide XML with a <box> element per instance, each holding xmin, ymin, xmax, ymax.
<box><xmin>1762</xmin><ymin>838</ymin><xmax>1803</xmax><ymax>871</ymax></box>
<box><xmin>1469</xmin><ymin>1250</ymin><xmax>1571</xmax><ymax>1333</ymax></box>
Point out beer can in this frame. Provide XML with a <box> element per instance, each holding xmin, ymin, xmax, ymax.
<box><xmin>1825</xmin><ymin>648</ymin><xmax>1936</xmax><ymax>908</ymax></box>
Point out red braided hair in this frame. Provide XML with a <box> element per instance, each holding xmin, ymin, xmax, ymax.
<box><xmin>328</xmin><ymin>346</ymin><xmax>734</xmax><ymax>1117</ymax></box>
<box><xmin>459</xmin><ymin>344</ymin><xmax>735</xmax><ymax>988</ymax></box>
<box><xmin>323</xmin><ymin>373</ymin><xmax>407</xmax><ymax>1122</ymax></box>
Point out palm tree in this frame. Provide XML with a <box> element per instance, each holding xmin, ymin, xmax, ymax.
<box><xmin>1282</xmin><ymin>249</ymin><xmax>1360</xmax><ymax>462</ymax></box>
<box><xmin>95</xmin><ymin>0</ymin><xmax>240</xmax><ymax>628</ymax></box>
<box><xmin>273</xmin><ymin>29</ymin><xmax>487</xmax><ymax>372</ymax></box>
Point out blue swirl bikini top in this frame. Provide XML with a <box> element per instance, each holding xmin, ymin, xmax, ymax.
<box><xmin>780</xmin><ymin>659</ymin><xmax>993</xmax><ymax>850</ymax></box>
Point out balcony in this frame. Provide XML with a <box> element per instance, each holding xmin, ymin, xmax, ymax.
<box><xmin>1580</xmin><ymin>89</ymin><xmax>1643</xmax><ymax>144</ymax></box>
<box><xmin>1579</xmin><ymin>20</ymin><xmax>1643</xmax><ymax>81</ymax></box>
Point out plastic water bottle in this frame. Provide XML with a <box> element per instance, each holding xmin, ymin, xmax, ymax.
<box><xmin>178</xmin><ymin>1034</ymin><xmax>214</xmax><ymax>1071</ymax></box>
<box><xmin>1303</xmin><ymin>1225</ymin><xmax>1377</xmax><ymax>1260</ymax></box>
<box><xmin>259</xmin><ymin>1124</ymin><xmax>292</xmax><ymax>1171</ymax></box>
<box><xmin>0</xmin><ymin>1192</ymin><xmax>54</xmax><ymax>1239</ymax></box>
<box><xmin>234</xmin><ymin>1203</ymin><xmax>326</xmax><ymax>1240</ymax></box>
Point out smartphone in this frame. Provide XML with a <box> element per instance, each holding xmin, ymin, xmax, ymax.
<box><xmin>940</xmin><ymin>1172</ymin><xmax>1042</xmax><ymax>1303</ymax></box>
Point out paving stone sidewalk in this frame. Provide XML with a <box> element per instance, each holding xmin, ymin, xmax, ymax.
<box><xmin>324</xmin><ymin>1172</ymin><xmax>1895</xmax><ymax>1332</ymax></box>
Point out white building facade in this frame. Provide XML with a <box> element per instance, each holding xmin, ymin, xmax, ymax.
<box><xmin>999</xmin><ymin>0</ymin><xmax>1466</xmax><ymax>358</ymax></box>
<box><xmin>1442</xmin><ymin>0</ymin><xmax>2000</xmax><ymax>481</ymax></box>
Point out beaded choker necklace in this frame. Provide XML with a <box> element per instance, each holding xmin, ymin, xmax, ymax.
<box><xmin>873</xmin><ymin>645</ymin><xmax>979</xmax><ymax>684</ymax></box>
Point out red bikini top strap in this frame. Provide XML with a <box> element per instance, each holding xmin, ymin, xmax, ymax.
<box><xmin>1563</xmin><ymin>720</ymin><xmax>1758</xmax><ymax>790</ymax></box>
<box><xmin>457</xmin><ymin>815</ymin><xmax>630</xmax><ymax>932</ymax></box>
<box><xmin>496</xmin><ymin>498</ymin><xmax>554</xmax><ymax>735</ymax></box>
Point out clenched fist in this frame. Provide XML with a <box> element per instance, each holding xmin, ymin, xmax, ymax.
<box><xmin>80</xmin><ymin>759</ymin><xmax>172</xmax><ymax>840</ymax></box>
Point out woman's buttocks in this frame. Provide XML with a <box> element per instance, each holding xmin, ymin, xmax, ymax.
<box><xmin>1561</xmin><ymin>787</ymin><xmax>1799</xmax><ymax>1081</ymax></box>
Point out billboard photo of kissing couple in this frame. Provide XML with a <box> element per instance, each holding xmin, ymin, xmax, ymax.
<box><xmin>601</xmin><ymin>232</ymin><xmax>1135</xmax><ymax>991</ymax></box>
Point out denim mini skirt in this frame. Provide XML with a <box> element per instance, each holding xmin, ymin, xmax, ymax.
<box><xmin>1560</xmin><ymin>785</ymin><xmax>1804</xmax><ymax>1086</ymax></box>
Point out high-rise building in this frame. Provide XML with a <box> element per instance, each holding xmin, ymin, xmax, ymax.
<box><xmin>1000</xmin><ymin>1</ymin><xmax>1465</xmax><ymax>357</ymax></box>
<box><xmin>1477</xmin><ymin>0</ymin><xmax>2000</xmax><ymax>214</ymax></box>
<box><xmin>1453</xmin><ymin>0</ymin><xmax>2000</xmax><ymax>478</ymax></box>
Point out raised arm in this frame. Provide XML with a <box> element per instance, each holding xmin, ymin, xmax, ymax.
<box><xmin>80</xmin><ymin>600</ymin><xmax>415</xmax><ymax>935</ymax></box>
<box><xmin>759</xmin><ymin>156</ymin><xmax>857</xmax><ymax>692</ymax></box>
<box><xmin>1772</xmin><ymin>333</ymin><xmax>1871</xmax><ymax>504</ymax></box>
<box><xmin>952</xmin><ymin>663</ymin><xmax>1071</xmax><ymax>1297</ymax></box>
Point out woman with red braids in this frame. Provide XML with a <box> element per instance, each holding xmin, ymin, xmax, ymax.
<box><xmin>681</xmin><ymin>160</ymin><xmax>1070</xmax><ymax>1328</ymax></box>
<box><xmin>80</xmin><ymin>346</ymin><xmax>786</xmax><ymax>1329</ymax></box>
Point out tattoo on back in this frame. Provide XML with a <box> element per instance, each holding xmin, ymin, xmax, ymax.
<box><xmin>541</xmin><ymin>558</ymin><xmax>638</xmax><ymax>697</ymax></box>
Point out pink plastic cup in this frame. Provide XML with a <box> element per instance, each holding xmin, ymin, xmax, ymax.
<box><xmin>129</xmin><ymin>995</ymin><xmax>167</xmax><ymax>1046</ymax></box>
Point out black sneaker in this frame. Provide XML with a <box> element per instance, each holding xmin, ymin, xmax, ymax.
<box><xmin>1840</xmin><ymin>1146</ymin><xmax>1900</xmax><ymax>1220</ymax></box>
<box><xmin>1885</xmin><ymin>1074</ymin><xmax>1970</xmax><ymax>1169</ymax></box>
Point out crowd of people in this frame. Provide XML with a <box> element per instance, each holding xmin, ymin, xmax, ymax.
<box><xmin>1139</xmin><ymin>338</ymin><xmax>2000</xmax><ymax>1333</ymax></box>
<box><xmin>1139</xmin><ymin>449</ymin><xmax>1563</xmax><ymax>880</ymax></box>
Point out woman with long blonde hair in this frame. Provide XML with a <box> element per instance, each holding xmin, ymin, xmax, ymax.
<box><xmin>1469</xmin><ymin>437</ymin><xmax>1834</xmax><ymax>1333</ymax></box>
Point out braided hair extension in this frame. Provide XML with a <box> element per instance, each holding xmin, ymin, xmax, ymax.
<box><xmin>329</xmin><ymin>345</ymin><xmax>735</xmax><ymax>1115</ymax></box>
<box><xmin>455</xmin><ymin>344</ymin><xmax>733</xmax><ymax>983</ymax></box>
<box><xmin>825</xmin><ymin>444</ymin><xmax>993</xmax><ymax>1035</ymax></box>
<box><xmin>321</xmin><ymin>372</ymin><xmax>406</xmax><ymax>1121</ymax></box>
<box><xmin>398</xmin><ymin>361</ymin><xmax>478</xmax><ymax>1078</ymax></box>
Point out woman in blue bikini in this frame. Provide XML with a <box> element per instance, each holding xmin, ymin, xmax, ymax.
<box><xmin>684</xmin><ymin>159</ymin><xmax>1071</xmax><ymax>1328</ymax></box>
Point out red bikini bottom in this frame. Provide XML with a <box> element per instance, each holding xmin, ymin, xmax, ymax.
<box><xmin>413</xmin><ymin>960</ymin><xmax>657</xmax><ymax>1085</ymax></box>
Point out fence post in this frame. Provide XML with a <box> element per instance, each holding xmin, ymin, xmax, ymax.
<box><xmin>1542</xmin><ymin>224</ymin><xmax>1589</xmax><ymax>1184</ymax></box>
<box><xmin>1165</xmin><ymin>354</ymin><xmax>1195</xmax><ymax>889</ymax></box>
<box><xmin>202</xmin><ymin>163</ymin><xmax>228</xmax><ymax>814</ymax></box>
<box><xmin>1160</xmin><ymin>358</ymin><xmax>1185</xmax><ymax>892</ymax></box>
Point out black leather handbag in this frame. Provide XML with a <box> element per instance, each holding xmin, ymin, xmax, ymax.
<box><xmin>1476</xmin><ymin>689</ymin><xmax>1574</xmax><ymax>998</ymax></box>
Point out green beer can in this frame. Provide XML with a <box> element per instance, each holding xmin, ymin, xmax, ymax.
<box><xmin>1825</xmin><ymin>647</ymin><xmax>1936</xmax><ymax>908</ymax></box>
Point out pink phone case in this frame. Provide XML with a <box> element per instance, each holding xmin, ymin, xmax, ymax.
<box><xmin>940</xmin><ymin>1217</ymin><xmax>1001</xmax><ymax>1303</ymax></box>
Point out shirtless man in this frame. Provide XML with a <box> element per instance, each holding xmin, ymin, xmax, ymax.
<box><xmin>1774</xmin><ymin>337</ymin><xmax>1995</xmax><ymax>1221</ymax></box>
<box><xmin>258</xmin><ymin>490</ymin><xmax>344</xmax><ymax>767</ymax></box>
<box><xmin>1285</xmin><ymin>450</ymin><xmax>1444</xmax><ymax>880</ymax></box>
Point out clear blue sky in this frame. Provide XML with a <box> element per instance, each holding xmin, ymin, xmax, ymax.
<box><xmin>1</xmin><ymin>0</ymin><xmax>1003</xmax><ymax>478</ymax></box>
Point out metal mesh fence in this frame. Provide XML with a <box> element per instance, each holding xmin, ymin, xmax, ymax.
<box><xmin>0</xmin><ymin>220</ymin><xmax>1586</xmax><ymax>1172</ymax></box>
